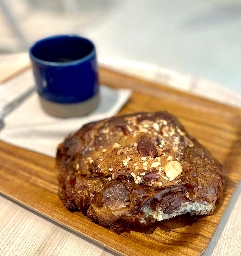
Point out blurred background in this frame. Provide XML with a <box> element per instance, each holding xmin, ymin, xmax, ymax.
<box><xmin>0</xmin><ymin>0</ymin><xmax>241</xmax><ymax>94</ymax></box>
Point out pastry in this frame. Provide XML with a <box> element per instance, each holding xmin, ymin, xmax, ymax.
<box><xmin>56</xmin><ymin>111</ymin><xmax>224</xmax><ymax>232</ymax></box>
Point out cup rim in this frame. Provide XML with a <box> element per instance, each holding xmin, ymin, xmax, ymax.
<box><xmin>29</xmin><ymin>34</ymin><xmax>96</xmax><ymax>66</ymax></box>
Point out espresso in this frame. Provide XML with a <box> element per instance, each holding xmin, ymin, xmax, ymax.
<box><xmin>55</xmin><ymin>57</ymin><xmax>76</xmax><ymax>63</ymax></box>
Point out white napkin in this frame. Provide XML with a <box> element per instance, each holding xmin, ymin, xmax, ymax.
<box><xmin>0</xmin><ymin>69</ymin><xmax>131</xmax><ymax>157</ymax></box>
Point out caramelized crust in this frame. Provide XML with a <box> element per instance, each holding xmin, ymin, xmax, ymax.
<box><xmin>56</xmin><ymin>111</ymin><xmax>224</xmax><ymax>232</ymax></box>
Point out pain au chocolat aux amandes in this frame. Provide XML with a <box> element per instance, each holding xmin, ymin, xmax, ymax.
<box><xmin>56</xmin><ymin>111</ymin><xmax>224</xmax><ymax>233</ymax></box>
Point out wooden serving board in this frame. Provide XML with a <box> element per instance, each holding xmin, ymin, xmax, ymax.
<box><xmin>1</xmin><ymin>67</ymin><xmax>241</xmax><ymax>256</ymax></box>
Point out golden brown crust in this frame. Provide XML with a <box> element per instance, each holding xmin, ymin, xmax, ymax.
<box><xmin>56</xmin><ymin>111</ymin><xmax>224</xmax><ymax>232</ymax></box>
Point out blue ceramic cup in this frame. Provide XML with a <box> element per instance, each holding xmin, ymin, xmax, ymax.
<box><xmin>29</xmin><ymin>35</ymin><xmax>99</xmax><ymax>117</ymax></box>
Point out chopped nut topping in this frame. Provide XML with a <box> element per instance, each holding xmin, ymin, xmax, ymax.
<box><xmin>153</xmin><ymin>122</ymin><xmax>160</xmax><ymax>132</ymax></box>
<box><xmin>158</xmin><ymin>166</ymin><xmax>163</xmax><ymax>171</ymax></box>
<box><xmin>113</xmin><ymin>143</ymin><xmax>121</xmax><ymax>148</ymax></box>
<box><xmin>102</xmin><ymin>128</ymin><xmax>109</xmax><ymax>134</ymax></box>
<box><xmin>184</xmin><ymin>137</ymin><xmax>194</xmax><ymax>147</ymax></box>
<box><xmin>162</xmin><ymin>126</ymin><xmax>169</xmax><ymax>135</ymax></box>
<box><xmin>117</xmin><ymin>148</ymin><xmax>125</xmax><ymax>155</ymax></box>
<box><xmin>131</xmin><ymin>172</ymin><xmax>136</xmax><ymax>178</ymax></box>
<box><xmin>125</xmin><ymin>116</ymin><xmax>137</xmax><ymax>123</ymax></box>
<box><xmin>172</xmin><ymin>146</ymin><xmax>178</xmax><ymax>152</ymax></box>
<box><xmin>151</xmin><ymin>162</ymin><xmax>161</xmax><ymax>168</ymax></box>
<box><xmin>143</xmin><ymin>162</ymin><xmax>148</xmax><ymax>167</ymax></box>
<box><xmin>123</xmin><ymin>157</ymin><xmax>132</xmax><ymax>166</ymax></box>
<box><xmin>139</xmin><ymin>128</ymin><xmax>148</xmax><ymax>133</ymax></box>
<box><xmin>134</xmin><ymin>176</ymin><xmax>142</xmax><ymax>184</ymax></box>
<box><xmin>141</xmin><ymin>120</ymin><xmax>153</xmax><ymax>126</ymax></box>
<box><xmin>126</xmin><ymin>125</ymin><xmax>133</xmax><ymax>132</ymax></box>
<box><xmin>131</xmin><ymin>142</ymin><xmax>138</xmax><ymax>147</ymax></box>
<box><xmin>176</xmin><ymin>126</ymin><xmax>186</xmax><ymax>136</ymax></box>
<box><xmin>170</xmin><ymin>127</ymin><xmax>176</xmax><ymax>136</ymax></box>
<box><xmin>131</xmin><ymin>172</ymin><xmax>142</xmax><ymax>184</ymax></box>
<box><xmin>87</xmin><ymin>157</ymin><xmax>94</xmax><ymax>164</ymax></box>
<box><xmin>156</xmin><ymin>181</ymin><xmax>163</xmax><ymax>186</ymax></box>
<box><xmin>164</xmin><ymin>161</ymin><xmax>183</xmax><ymax>181</ymax></box>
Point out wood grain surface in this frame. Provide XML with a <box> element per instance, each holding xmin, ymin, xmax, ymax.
<box><xmin>1</xmin><ymin>67</ymin><xmax>241</xmax><ymax>256</ymax></box>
